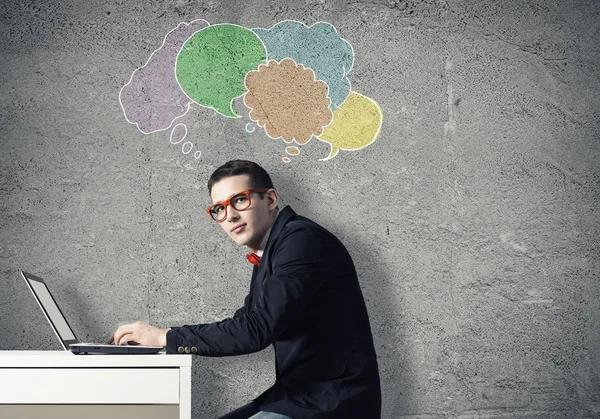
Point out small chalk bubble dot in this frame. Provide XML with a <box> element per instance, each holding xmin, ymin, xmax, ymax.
<box><xmin>285</xmin><ymin>146</ymin><xmax>300</xmax><ymax>156</ymax></box>
<box><xmin>182</xmin><ymin>141</ymin><xmax>193</xmax><ymax>155</ymax></box>
<box><xmin>170</xmin><ymin>123</ymin><xmax>187</xmax><ymax>144</ymax></box>
<box><xmin>245</xmin><ymin>123</ymin><xmax>256</xmax><ymax>133</ymax></box>
<box><xmin>194</xmin><ymin>151</ymin><xmax>202</xmax><ymax>159</ymax></box>
<box><xmin>282</xmin><ymin>157</ymin><xmax>291</xmax><ymax>163</ymax></box>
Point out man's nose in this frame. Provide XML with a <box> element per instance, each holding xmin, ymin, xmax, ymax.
<box><xmin>226</xmin><ymin>205</ymin><xmax>240</xmax><ymax>222</ymax></box>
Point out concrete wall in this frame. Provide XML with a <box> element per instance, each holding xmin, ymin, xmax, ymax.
<box><xmin>1</xmin><ymin>0</ymin><xmax>599</xmax><ymax>417</ymax></box>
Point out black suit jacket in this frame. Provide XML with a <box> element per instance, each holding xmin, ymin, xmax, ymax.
<box><xmin>167</xmin><ymin>206</ymin><xmax>381</xmax><ymax>418</ymax></box>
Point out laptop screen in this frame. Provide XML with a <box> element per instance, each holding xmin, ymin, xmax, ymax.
<box><xmin>21</xmin><ymin>272</ymin><xmax>78</xmax><ymax>348</ymax></box>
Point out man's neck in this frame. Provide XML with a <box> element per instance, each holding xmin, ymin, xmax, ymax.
<box><xmin>250</xmin><ymin>211</ymin><xmax>277</xmax><ymax>256</ymax></box>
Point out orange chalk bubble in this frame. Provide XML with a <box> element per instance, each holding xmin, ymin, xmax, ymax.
<box><xmin>244</xmin><ymin>59</ymin><xmax>333</xmax><ymax>144</ymax></box>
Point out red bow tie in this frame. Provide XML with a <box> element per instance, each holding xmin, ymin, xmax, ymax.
<box><xmin>246</xmin><ymin>252</ymin><xmax>261</xmax><ymax>267</ymax></box>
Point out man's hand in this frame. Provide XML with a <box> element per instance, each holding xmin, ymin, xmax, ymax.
<box><xmin>108</xmin><ymin>321</ymin><xmax>170</xmax><ymax>347</ymax></box>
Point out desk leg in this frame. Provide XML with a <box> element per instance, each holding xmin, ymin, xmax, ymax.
<box><xmin>180</xmin><ymin>365</ymin><xmax>192</xmax><ymax>419</ymax></box>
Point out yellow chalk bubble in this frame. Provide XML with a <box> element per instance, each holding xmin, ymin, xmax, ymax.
<box><xmin>317</xmin><ymin>91</ymin><xmax>383</xmax><ymax>160</ymax></box>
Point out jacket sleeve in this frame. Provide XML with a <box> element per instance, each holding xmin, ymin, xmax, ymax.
<box><xmin>232</xmin><ymin>291</ymin><xmax>251</xmax><ymax>319</ymax></box>
<box><xmin>166</xmin><ymin>227</ymin><xmax>330</xmax><ymax>356</ymax></box>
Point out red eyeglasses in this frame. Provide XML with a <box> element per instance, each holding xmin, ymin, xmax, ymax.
<box><xmin>206</xmin><ymin>188</ymin><xmax>269</xmax><ymax>222</ymax></box>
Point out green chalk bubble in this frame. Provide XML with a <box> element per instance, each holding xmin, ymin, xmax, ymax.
<box><xmin>176</xmin><ymin>24</ymin><xmax>266</xmax><ymax>118</ymax></box>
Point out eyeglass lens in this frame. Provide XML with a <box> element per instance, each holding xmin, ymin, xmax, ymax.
<box><xmin>210</xmin><ymin>192</ymin><xmax>251</xmax><ymax>220</ymax></box>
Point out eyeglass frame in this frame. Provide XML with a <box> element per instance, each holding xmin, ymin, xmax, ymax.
<box><xmin>206</xmin><ymin>187</ymin><xmax>270</xmax><ymax>222</ymax></box>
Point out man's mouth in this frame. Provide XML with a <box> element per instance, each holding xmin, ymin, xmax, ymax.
<box><xmin>231</xmin><ymin>224</ymin><xmax>246</xmax><ymax>233</ymax></box>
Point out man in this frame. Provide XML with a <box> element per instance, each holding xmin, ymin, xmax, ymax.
<box><xmin>110</xmin><ymin>160</ymin><xmax>381</xmax><ymax>419</ymax></box>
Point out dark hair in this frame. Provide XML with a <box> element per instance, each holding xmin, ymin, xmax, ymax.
<box><xmin>207</xmin><ymin>160</ymin><xmax>275</xmax><ymax>195</ymax></box>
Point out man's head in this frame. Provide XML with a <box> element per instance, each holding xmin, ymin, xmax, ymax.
<box><xmin>207</xmin><ymin>160</ymin><xmax>279</xmax><ymax>251</ymax></box>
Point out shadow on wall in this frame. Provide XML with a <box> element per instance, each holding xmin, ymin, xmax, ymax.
<box><xmin>190</xmin><ymin>349</ymin><xmax>275</xmax><ymax>417</ymax></box>
<box><xmin>61</xmin><ymin>281</ymin><xmax>108</xmax><ymax>343</ymax></box>
<box><xmin>3</xmin><ymin>268</ymin><xmax>114</xmax><ymax>349</ymax></box>
<box><xmin>1</xmin><ymin>268</ymin><xmax>64</xmax><ymax>351</ymax></box>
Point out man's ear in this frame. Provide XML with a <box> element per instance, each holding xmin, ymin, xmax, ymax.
<box><xmin>267</xmin><ymin>189</ymin><xmax>279</xmax><ymax>209</ymax></box>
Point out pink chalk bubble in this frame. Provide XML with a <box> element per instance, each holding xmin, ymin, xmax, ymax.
<box><xmin>119</xmin><ymin>19</ymin><xmax>210</xmax><ymax>134</ymax></box>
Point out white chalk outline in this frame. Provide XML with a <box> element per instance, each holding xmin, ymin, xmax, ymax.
<box><xmin>243</xmin><ymin>58</ymin><xmax>334</xmax><ymax>145</ymax></box>
<box><xmin>245</xmin><ymin>122</ymin><xmax>256</xmax><ymax>133</ymax></box>
<box><xmin>251</xmin><ymin>20</ymin><xmax>355</xmax><ymax>109</ymax></box>
<box><xmin>174</xmin><ymin>23</ymin><xmax>268</xmax><ymax>119</ymax></box>
<box><xmin>182</xmin><ymin>141</ymin><xmax>194</xmax><ymax>154</ymax></box>
<box><xmin>285</xmin><ymin>146</ymin><xmax>301</xmax><ymax>156</ymax></box>
<box><xmin>118</xmin><ymin>19</ymin><xmax>210</xmax><ymax>135</ymax></box>
<box><xmin>316</xmin><ymin>91</ymin><xmax>383</xmax><ymax>161</ymax></box>
<box><xmin>169</xmin><ymin>123</ymin><xmax>188</xmax><ymax>144</ymax></box>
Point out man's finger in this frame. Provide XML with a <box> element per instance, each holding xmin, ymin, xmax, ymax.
<box><xmin>118</xmin><ymin>332</ymin><xmax>135</xmax><ymax>346</ymax></box>
<box><xmin>112</xmin><ymin>325</ymin><xmax>135</xmax><ymax>346</ymax></box>
<box><xmin>106</xmin><ymin>332</ymin><xmax>115</xmax><ymax>344</ymax></box>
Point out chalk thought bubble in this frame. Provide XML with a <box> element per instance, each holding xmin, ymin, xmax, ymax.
<box><xmin>119</xmin><ymin>19</ymin><xmax>209</xmax><ymax>134</ymax></box>
<box><xmin>253</xmin><ymin>20</ymin><xmax>354</xmax><ymax>110</ymax></box>
<box><xmin>119</xmin><ymin>19</ymin><xmax>382</xmax><ymax>163</ymax></box>
<box><xmin>285</xmin><ymin>146</ymin><xmax>300</xmax><ymax>156</ymax></box>
<box><xmin>244</xmin><ymin>59</ymin><xmax>333</xmax><ymax>145</ymax></box>
<box><xmin>317</xmin><ymin>91</ymin><xmax>383</xmax><ymax>160</ymax></box>
<box><xmin>176</xmin><ymin>24</ymin><xmax>266</xmax><ymax>118</ymax></box>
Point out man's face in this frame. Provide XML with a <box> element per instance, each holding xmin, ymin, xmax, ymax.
<box><xmin>209</xmin><ymin>174</ymin><xmax>277</xmax><ymax>251</ymax></box>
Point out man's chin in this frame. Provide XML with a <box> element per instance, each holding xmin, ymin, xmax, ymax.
<box><xmin>235</xmin><ymin>237</ymin><xmax>259</xmax><ymax>250</ymax></box>
<box><xmin>230</xmin><ymin>233</ymin><xmax>251</xmax><ymax>247</ymax></box>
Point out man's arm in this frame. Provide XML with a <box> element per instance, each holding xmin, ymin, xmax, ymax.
<box><xmin>109</xmin><ymin>286</ymin><xmax>253</xmax><ymax>347</ymax></box>
<box><xmin>232</xmin><ymin>288</ymin><xmax>252</xmax><ymax>319</ymax></box>
<box><xmin>166</xmin><ymin>227</ymin><xmax>330</xmax><ymax>356</ymax></box>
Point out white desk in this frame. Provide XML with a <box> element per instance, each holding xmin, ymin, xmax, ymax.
<box><xmin>0</xmin><ymin>351</ymin><xmax>192</xmax><ymax>419</ymax></box>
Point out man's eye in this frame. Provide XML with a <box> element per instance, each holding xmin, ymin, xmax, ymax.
<box><xmin>234</xmin><ymin>195</ymin><xmax>248</xmax><ymax>204</ymax></box>
<box><xmin>213</xmin><ymin>205</ymin><xmax>225</xmax><ymax>213</ymax></box>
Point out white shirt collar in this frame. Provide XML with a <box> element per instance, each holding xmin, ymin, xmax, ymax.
<box><xmin>255</xmin><ymin>224</ymin><xmax>272</xmax><ymax>258</ymax></box>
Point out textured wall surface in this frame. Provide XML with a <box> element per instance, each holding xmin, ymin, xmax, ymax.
<box><xmin>1</xmin><ymin>1</ymin><xmax>599</xmax><ymax>418</ymax></box>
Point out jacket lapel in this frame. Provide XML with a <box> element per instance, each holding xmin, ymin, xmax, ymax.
<box><xmin>250</xmin><ymin>205</ymin><xmax>296</xmax><ymax>306</ymax></box>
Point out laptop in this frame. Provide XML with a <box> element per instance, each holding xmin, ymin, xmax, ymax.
<box><xmin>21</xmin><ymin>271</ymin><xmax>163</xmax><ymax>354</ymax></box>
